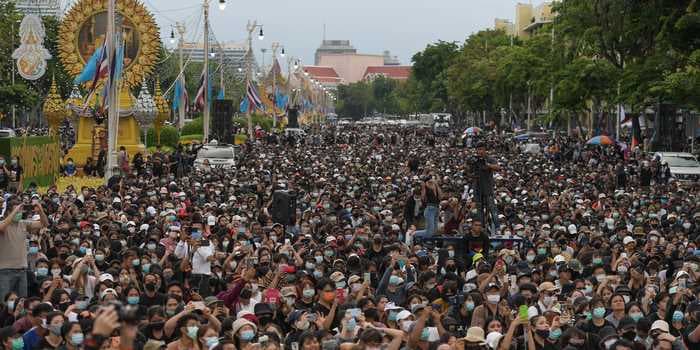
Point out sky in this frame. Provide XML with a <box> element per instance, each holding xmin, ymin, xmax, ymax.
<box><xmin>127</xmin><ymin>0</ymin><xmax>544</xmax><ymax>67</ymax></box>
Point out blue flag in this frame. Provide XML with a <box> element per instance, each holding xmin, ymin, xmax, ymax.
<box><xmin>74</xmin><ymin>46</ymin><xmax>104</xmax><ymax>84</ymax></box>
<box><xmin>114</xmin><ymin>39</ymin><xmax>125</xmax><ymax>81</ymax></box>
<box><xmin>217</xmin><ymin>88</ymin><xmax>225</xmax><ymax>100</ymax></box>
<box><xmin>172</xmin><ymin>79</ymin><xmax>182</xmax><ymax>112</ymax></box>
<box><xmin>239</xmin><ymin>98</ymin><xmax>249</xmax><ymax>113</ymax></box>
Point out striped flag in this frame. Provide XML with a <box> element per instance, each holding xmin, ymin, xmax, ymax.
<box><xmin>246</xmin><ymin>81</ymin><xmax>265</xmax><ymax>110</ymax></box>
<box><xmin>172</xmin><ymin>74</ymin><xmax>189</xmax><ymax>112</ymax></box>
<box><xmin>90</xmin><ymin>41</ymin><xmax>110</xmax><ymax>94</ymax></box>
<box><xmin>631</xmin><ymin>114</ymin><xmax>642</xmax><ymax>150</ymax></box>
<box><xmin>194</xmin><ymin>69</ymin><xmax>206</xmax><ymax>111</ymax></box>
<box><xmin>101</xmin><ymin>38</ymin><xmax>124</xmax><ymax>109</ymax></box>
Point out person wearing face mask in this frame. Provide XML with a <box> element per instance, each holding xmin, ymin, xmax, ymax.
<box><xmin>0</xmin><ymin>199</ymin><xmax>49</xmax><ymax>300</ymax></box>
<box><xmin>35</xmin><ymin>312</ymin><xmax>65</xmax><ymax>350</ymax></box>
<box><xmin>527</xmin><ymin>282</ymin><xmax>560</xmax><ymax>318</ymax></box>
<box><xmin>284</xmin><ymin>310</ymin><xmax>315</xmax><ymax>350</ymax></box>
<box><xmin>143</xmin><ymin>307</ymin><xmax>167</xmax><ymax>342</ymax></box>
<box><xmin>471</xmin><ymin>283</ymin><xmax>506</xmax><ymax>330</ymax></box>
<box><xmin>230</xmin><ymin>318</ymin><xmax>257</xmax><ymax>350</ymax></box>
<box><xmin>196</xmin><ymin>325</ymin><xmax>220</xmax><ymax>350</ymax></box>
<box><xmin>59</xmin><ymin>322</ymin><xmax>83</xmax><ymax>350</ymax></box>
<box><xmin>166</xmin><ymin>314</ymin><xmax>202</xmax><ymax>350</ymax></box>
<box><xmin>580</xmin><ymin>298</ymin><xmax>614</xmax><ymax>334</ymax></box>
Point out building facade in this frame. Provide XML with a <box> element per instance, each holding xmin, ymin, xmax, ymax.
<box><xmin>302</xmin><ymin>66</ymin><xmax>343</xmax><ymax>90</ymax></box>
<box><xmin>317</xmin><ymin>53</ymin><xmax>384</xmax><ymax>84</ymax></box>
<box><xmin>363</xmin><ymin>66</ymin><xmax>411</xmax><ymax>81</ymax></box>
<box><xmin>14</xmin><ymin>0</ymin><xmax>63</xmax><ymax>16</ymax></box>
<box><xmin>495</xmin><ymin>18</ymin><xmax>515</xmax><ymax>36</ymax></box>
<box><xmin>514</xmin><ymin>1</ymin><xmax>555</xmax><ymax>38</ymax></box>
<box><xmin>314</xmin><ymin>40</ymin><xmax>357</xmax><ymax>65</ymax></box>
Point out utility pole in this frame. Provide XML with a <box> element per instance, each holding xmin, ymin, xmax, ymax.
<box><xmin>105</xmin><ymin>0</ymin><xmax>119</xmax><ymax>182</ymax></box>
<box><xmin>219</xmin><ymin>42</ymin><xmax>224</xmax><ymax>98</ymax></box>
<box><xmin>271</xmin><ymin>42</ymin><xmax>279</xmax><ymax>128</ymax></box>
<box><xmin>245</xmin><ymin>20</ymin><xmax>263</xmax><ymax>138</ymax></box>
<box><xmin>176</xmin><ymin>22</ymin><xmax>186</xmax><ymax>130</ymax></box>
<box><xmin>11</xmin><ymin>21</ymin><xmax>16</xmax><ymax>128</ymax></box>
<box><xmin>202</xmin><ymin>0</ymin><xmax>211</xmax><ymax>142</ymax></box>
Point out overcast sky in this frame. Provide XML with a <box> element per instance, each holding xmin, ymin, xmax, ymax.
<box><xmin>133</xmin><ymin>0</ymin><xmax>544</xmax><ymax>66</ymax></box>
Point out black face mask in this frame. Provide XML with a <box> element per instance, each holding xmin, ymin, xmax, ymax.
<box><xmin>145</xmin><ymin>283</ymin><xmax>156</xmax><ymax>292</ymax></box>
<box><xmin>622</xmin><ymin>330</ymin><xmax>636</xmax><ymax>341</ymax></box>
<box><xmin>240</xmin><ymin>289</ymin><xmax>253</xmax><ymax>299</ymax></box>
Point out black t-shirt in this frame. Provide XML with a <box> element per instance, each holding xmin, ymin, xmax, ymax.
<box><xmin>684</xmin><ymin>322</ymin><xmax>700</xmax><ymax>349</ymax></box>
<box><xmin>141</xmin><ymin>292</ymin><xmax>166</xmax><ymax>308</ymax></box>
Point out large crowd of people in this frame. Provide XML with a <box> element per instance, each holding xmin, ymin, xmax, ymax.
<box><xmin>0</xmin><ymin>124</ymin><xmax>697</xmax><ymax>350</ymax></box>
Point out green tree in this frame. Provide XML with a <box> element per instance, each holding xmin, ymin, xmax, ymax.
<box><xmin>411</xmin><ymin>41</ymin><xmax>459</xmax><ymax>112</ymax></box>
<box><xmin>336</xmin><ymin>81</ymin><xmax>374</xmax><ymax>119</ymax></box>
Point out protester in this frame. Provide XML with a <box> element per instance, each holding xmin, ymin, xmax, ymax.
<box><xmin>0</xmin><ymin>124</ymin><xmax>696</xmax><ymax>350</ymax></box>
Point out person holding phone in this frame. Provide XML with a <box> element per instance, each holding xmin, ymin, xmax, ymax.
<box><xmin>174</xmin><ymin>214</ymin><xmax>214</xmax><ymax>297</ymax></box>
<box><xmin>0</xmin><ymin>197</ymin><xmax>48</xmax><ymax>299</ymax></box>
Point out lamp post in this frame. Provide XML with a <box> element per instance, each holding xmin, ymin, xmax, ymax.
<box><xmin>176</xmin><ymin>22</ymin><xmax>186</xmax><ymax>130</ymax></box>
<box><xmin>245</xmin><ymin>20</ymin><xmax>264</xmax><ymax>138</ymax></box>
<box><xmin>271</xmin><ymin>42</ymin><xmax>281</xmax><ymax>129</ymax></box>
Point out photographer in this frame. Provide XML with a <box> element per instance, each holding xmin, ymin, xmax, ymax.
<box><xmin>469</xmin><ymin>142</ymin><xmax>500</xmax><ymax>233</ymax></box>
<box><xmin>174</xmin><ymin>214</ymin><xmax>214</xmax><ymax>297</ymax></box>
<box><xmin>0</xmin><ymin>198</ymin><xmax>48</xmax><ymax>299</ymax></box>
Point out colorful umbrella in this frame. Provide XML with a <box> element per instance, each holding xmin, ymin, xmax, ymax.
<box><xmin>586</xmin><ymin>135</ymin><xmax>615</xmax><ymax>145</ymax></box>
<box><xmin>463</xmin><ymin>127</ymin><xmax>482</xmax><ymax>135</ymax></box>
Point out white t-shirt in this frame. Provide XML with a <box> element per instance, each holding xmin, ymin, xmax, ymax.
<box><xmin>174</xmin><ymin>241</ymin><xmax>213</xmax><ymax>275</ymax></box>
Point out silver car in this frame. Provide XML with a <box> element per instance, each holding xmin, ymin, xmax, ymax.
<box><xmin>194</xmin><ymin>142</ymin><xmax>236</xmax><ymax>170</ymax></box>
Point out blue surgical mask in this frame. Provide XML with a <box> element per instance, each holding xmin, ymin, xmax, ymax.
<box><xmin>71</xmin><ymin>333</ymin><xmax>84</xmax><ymax>345</ymax></box>
<box><xmin>549</xmin><ymin>328</ymin><xmax>562</xmax><ymax>340</ymax></box>
<box><xmin>187</xmin><ymin>326</ymin><xmax>199</xmax><ymax>339</ymax></box>
<box><xmin>29</xmin><ymin>246</ymin><xmax>39</xmax><ymax>254</ymax></box>
<box><xmin>36</xmin><ymin>267</ymin><xmax>48</xmax><ymax>277</ymax></box>
<box><xmin>346</xmin><ymin>318</ymin><xmax>356</xmax><ymax>331</ymax></box>
<box><xmin>240</xmin><ymin>329</ymin><xmax>255</xmax><ymax>341</ymax></box>
<box><xmin>593</xmin><ymin>307</ymin><xmax>606</xmax><ymax>319</ymax></box>
<box><xmin>127</xmin><ymin>296</ymin><xmax>140</xmax><ymax>305</ymax></box>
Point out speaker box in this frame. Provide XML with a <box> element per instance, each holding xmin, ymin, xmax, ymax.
<box><xmin>287</xmin><ymin>106</ymin><xmax>299</xmax><ymax>128</ymax></box>
<box><xmin>212</xmin><ymin>100</ymin><xmax>233</xmax><ymax>143</ymax></box>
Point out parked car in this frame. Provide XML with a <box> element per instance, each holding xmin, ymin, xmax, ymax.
<box><xmin>653</xmin><ymin>152</ymin><xmax>700</xmax><ymax>182</ymax></box>
<box><xmin>0</xmin><ymin>129</ymin><xmax>17</xmax><ymax>138</ymax></box>
<box><xmin>194</xmin><ymin>140</ymin><xmax>236</xmax><ymax>170</ymax></box>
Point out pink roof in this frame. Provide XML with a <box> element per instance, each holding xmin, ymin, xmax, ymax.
<box><xmin>303</xmin><ymin>66</ymin><xmax>339</xmax><ymax>78</ymax></box>
<box><xmin>363</xmin><ymin>66</ymin><xmax>412</xmax><ymax>80</ymax></box>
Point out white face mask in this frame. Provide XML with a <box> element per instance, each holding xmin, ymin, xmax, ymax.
<box><xmin>401</xmin><ymin>320</ymin><xmax>414</xmax><ymax>332</ymax></box>
<box><xmin>543</xmin><ymin>295</ymin><xmax>554</xmax><ymax>306</ymax></box>
<box><xmin>487</xmin><ymin>294</ymin><xmax>500</xmax><ymax>304</ymax></box>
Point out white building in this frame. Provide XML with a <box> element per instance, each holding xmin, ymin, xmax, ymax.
<box><xmin>14</xmin><ymin>0</ymin><xmax>63</xmax><ymax>17</ymax></box>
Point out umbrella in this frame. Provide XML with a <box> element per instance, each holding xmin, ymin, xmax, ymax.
<box><xmin>463</xmin><ymin>127</ymin><xmax>482</xmax><ymax>135</ymax></box>
<box><xmin>586</xmin><ymin>135</ymin><xmax>615</xmax><ymax>145</ymax></box>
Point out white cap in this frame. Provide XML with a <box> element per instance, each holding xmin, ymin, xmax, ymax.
<box><xmin>567</xmin><ymin>224</ymin><xmax>577</xmax><ymax>234</ymax></box>
<box><xmin>140</xmin><ymin>224</ymin><xmax>149</xmax><ymax>231</ymax></box>
<box><xmin>112</xmin><ymin>197</ymin><xmax>121</xmax><ymax>203</ymax></box>
<box><xmin>207</xmin><ymin>215</ymin><xmax>216</xmax><ymax>226</ymax></box>
<box><xmin>623</xmin><ymin>236</ymin><xmax>636</xmax><ymax>245</ymax></box>
<box><xmin>99</xmin><ymin>273</ymin><xmax>114</xmax><ymax>282</ymax></box>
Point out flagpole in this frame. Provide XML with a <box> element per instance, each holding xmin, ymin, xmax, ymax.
<box><xmin>105</xmin><ymin>0</ymin><xmax>117</xmax><ymax>182</ymax></box>
<box><xmin>219</xmin><ymin>43</ymin><xmax>224</xmax><ymax>98</ymax></box>
<box><xmin>202</xmin><ymin>0</ymin><xmax>211</xmax><ymax>142</ymax></box>
<box><xmin>177</xmin><ymin>22</ymin><xmax>186</xmax><ymax>130</ymax></box>
<box><xmin>271</xmin><ymin>42</ymin><xmax>279</xmax><ymax>129</ymax></box>
<box><xmin>245</xmin><ymin>20</ymin><xmax>257</xmax><ymax>139</ymax></box>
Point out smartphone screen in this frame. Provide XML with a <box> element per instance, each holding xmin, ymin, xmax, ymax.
<box><xmin>363</xmin><ymin>272</ymin><xmax>371</xmax><ymax>282</ymax></box>
<box><xmin>519</xmin><ymin>305</ymin><xmax>529</xmax><ymax>321</ymax></box>
<box><xmin>85</xmin><ymin>248</ymin><xmax>93</xmax><ymax>256</ymax></box>
<box><xmin>193</xmin><ymin>301</ymin><xmax>205</xmax><ymax>310</ymax></box>
<box><xmin>347</xmin><ymin>308</ymin><xmax>361</xmax><ymax>318</ymax></box>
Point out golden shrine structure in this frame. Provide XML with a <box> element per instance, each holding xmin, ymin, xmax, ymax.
<box><xmin>57</xmin><ymin>0</ymin><xmax>161</xmax><ymax>164</ymax></box>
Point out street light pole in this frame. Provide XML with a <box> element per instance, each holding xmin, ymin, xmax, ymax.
<box><xmin>105</xmin><ymin>0</ymin><xmax>119</xmax><ymax>182</ymax></box>
<box><xmin>219</xmin><ymin>43</ymin><xmax>224</xmax><ymax>99</ymax></box>
<box><xmin>176</xmin><ymin>22</ymin><xmax>186</xmax><ymax>130</ymax></box>
<box><xmin>11</xmin><ymin>21</ymin><xmax>16</xmax><ymax>128</ymax></box>
<box><xmin>271</xmin><ymin>42</ymin><xmax>279</xmax><ymax>129</ymax></box>
<box><xmin>245</xmin><ymin>20</ymin><xmax>263</xmax><ymax>138</ymax></box>
<box><xmin>202</xmin><ymin>0</ymin><xmax>211</xmax><ymax>142</ymax></box>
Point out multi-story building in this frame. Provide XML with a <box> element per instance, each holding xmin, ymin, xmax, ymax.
<box><xmin>383</xmin><ymin>50</ymin><xmax>400</xmax><ymax>66</ymax></box>
<box><xmin>495</xmin><ymin>18</ymin><xmax>515</xmax><ymax>36</ymax></box>
<box><xmin>363</xmin><ymin>66</ymin><xmax>411</xmax><ymax>81</ymax></box>
<box><xmin>14</xmin><ymin>0</ymin><xmax>63</xmax><ymax>16</ymax></box>
<box><xmin>513</xmin><ymin>2</ymin><xmax>555</xmax><ymax>38</ymax></box>
<box><xmin>302</xmin><ymin>66</ymin><xmax>343</xmax><ymax>90</ymax></box>
<box><xmin>314</xmin><ymin>40</ymin><xmax>357</xmax><ymax>65</ymax></box>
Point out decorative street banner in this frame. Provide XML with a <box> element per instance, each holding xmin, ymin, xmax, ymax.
<box><xmin>0</xmin><ymin>136</ymin><xmax>61</xmax><ymax>188</ymax></box>
<box><xmin>12</xmin><ymin>14</ymin><xmax>52</xmax><ymax>81</ymax></box>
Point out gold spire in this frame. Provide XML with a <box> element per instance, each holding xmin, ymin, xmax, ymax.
<box><xmin>43</xmin><ymin>76</ymin><xmax>66</xmax><ymax>132</ymax></box>
<box><xmin>153</xmin><ymin>78</ymin><xmax>170</xmax><ymax>115</ymax></box>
